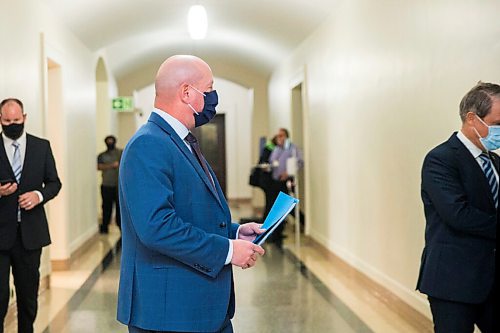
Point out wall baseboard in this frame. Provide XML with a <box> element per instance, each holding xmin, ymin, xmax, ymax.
<box><xmin>70</xmin><ymin>224</ymin><xmax>99</xmax><ymax>253</ymax></box>
<box><xmin>51</xmin><ymin>229</ymin><xmax>99</xmax><ymax>271</ymax></box>
<box><xmin>307</xmin><ymin>232</ymin><xmax>432</xmax><ymax>327</ymax></box>
<box><xmin>228</xmin><ymin>198</ymin><xmax>253</xmax><ymax>204</ymax></box>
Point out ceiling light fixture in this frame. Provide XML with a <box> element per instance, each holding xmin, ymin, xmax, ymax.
<box><xmin>187</xmin><ymin>5</ymin><xmax>207</xmax><ymax>40</ymax></box>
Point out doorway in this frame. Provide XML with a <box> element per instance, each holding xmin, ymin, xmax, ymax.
<box><xmin>291</xmin><ymin>83</ymin><xmax>307</xmax><ymax>233</ymax></box>
<box><xmin>45</xmin><ymin>57</ymin><xmax>70</xmax><ymax>267</ymax></box>
<box><xmin>95</xmin><ymin>57</ymin><xmax>109</xmax><ymax>223</ymax></box>
<box><xmin>192</xmin><ymin>114</ymin><xmax>227</xmax><ymax>195</ymax></box>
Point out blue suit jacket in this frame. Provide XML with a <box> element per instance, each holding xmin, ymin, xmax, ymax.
<box><xmin>117</xmin><ymin>112</ymin><xmax>239</xmax><ymax>331</ymax></box>
<box><xmin>417</xmin><ymin>133</ymin><xmax>497</xmax><ymax>304</ymax></box>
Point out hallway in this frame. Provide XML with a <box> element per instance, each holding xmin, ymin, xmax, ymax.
<box><xmin>232</xmin><ymin>246</ymin><xmax>371</xmax><ymax>332</ymax></box>
<box><xmin>3</xmin><ymin>2</ymin><xmax>500</xmax><ymax>331</ymax></box>
<box><xmin>36</xmin><ymin>242</ymin><xmax>370</xmax><ymax>333</ymax></box>
<box><xmin>4</xmin><ymin>202</ymin><xmax>431</xmax><ymax>333</ymax></box>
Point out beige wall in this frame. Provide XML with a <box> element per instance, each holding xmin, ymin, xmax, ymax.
<box><xmin>268</xmin><ymin>0</ymin><xmax>500</xmax><ymax>317</ymax></box>
<box><xmin>0</xmin><ymin>0</ymin><xmax>105</xmax><ymax>278</ymax></box>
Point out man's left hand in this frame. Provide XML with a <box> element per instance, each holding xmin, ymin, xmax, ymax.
<box><xmin>19</xmin><ymin>192</ymin><xmax>40</xmax><ymax>210</ymax></box>
<box><xmin>238</xmin><ymin>222</ymin><xmax>265</xmax><ymax>242</ymax></box>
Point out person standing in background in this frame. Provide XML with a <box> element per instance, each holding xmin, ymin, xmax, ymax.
<box><xmin>259</xmin><ymin>135</ymin><xmax>278</xmax><ymax>221</ymax></box>
<box><xmin>268</xmin><ymin>128</ymin><xmax>305</xmax><ymax>247</ymax></box>
<box><xmin>97</xmin><ymin>135</ymin><xmax>122</xmax><ymax>234</ymax></box>
<box><xmin>418</xmin><ymin>82</ymin><xmax>498</xmax><ymax>332</ymax></box>
<box><xmin>0</xmin><ymin>98</ymin><xmax>61</xmax><ymax>333</ymax></box>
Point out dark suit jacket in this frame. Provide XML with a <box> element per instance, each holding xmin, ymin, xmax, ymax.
<box><xmin>417</xmin><ymin>133</ymin><xmax>497</xmax><ymax>304</ymax></box>
<box><xmin>0</xmin><ymin>133</ymin><xmax>62</xmax><ymax>250</ymax></box>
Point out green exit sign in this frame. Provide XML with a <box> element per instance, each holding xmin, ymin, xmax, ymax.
<box><xmin>112</xmin><ymin>97</ymin><xmax>134</xmax><ymax>111</ymax></box>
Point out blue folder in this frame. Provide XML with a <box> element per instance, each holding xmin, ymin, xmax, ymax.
<box><xmin>253</xmin><ymin>192</ymin><xmax>299</xmax><ymax>245</ymax></box>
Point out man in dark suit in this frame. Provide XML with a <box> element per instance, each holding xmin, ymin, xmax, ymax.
<box><xmin>418</xmin><ymin>82</ymin><xmax>499</xmax><ymax>332</ymax></box>
<box><xmin>0</xmin><ymin>98</ymin><xmax>62</xmax><ymax>333</ymax></box>
<box><xmin>117</xmin><ymin>55</ymin><xmax>266</xmax><ymax>333</ymax></box>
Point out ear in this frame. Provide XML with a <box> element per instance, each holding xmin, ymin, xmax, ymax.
<box><xmin>179</xmin><ymin>83</ymin><xmax>191</xmax><ymax>103</ymax></box>
<box><xmin>465</xmin><ymin>112</ymin><xmax>477</xmax><ymax>125</ymax></box>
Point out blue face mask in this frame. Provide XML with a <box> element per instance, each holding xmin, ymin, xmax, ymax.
<box><xmin>188</xmin><ymin>85</ymin><xmax>218</xmax><ymax>127</ymax></box>
<box><xmin>475</xmin><ymin>115</ymin><xmax>500</xmax><ymax>151</ymax></box>
<box><xmin>194</xmin><ymin>90</ymin><xmax>218</xmax><ymax>127</ymax></box>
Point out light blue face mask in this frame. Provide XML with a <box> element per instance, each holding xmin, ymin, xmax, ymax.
<box><xmin>475</xmin><ymin>115</ymin><xmax>500</xmax><ymax>151</ymax></box>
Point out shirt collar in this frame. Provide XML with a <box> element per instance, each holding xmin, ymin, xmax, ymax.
<box><xmin>457</xmin><ymin>130</ymin><xmax>483</xmax><ymax>158</ymax></box>
<box><xmin>153</xmin><ymin>108</ymin><xmax>189</xmax><ymax>140</ymax></box>
<box><xmin>2</xmin><ymin>130</ymin><xmax>27</xmax><ymax>147</ymax></box>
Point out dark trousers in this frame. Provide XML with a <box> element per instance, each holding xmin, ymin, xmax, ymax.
<box><xmin>0</xmin><ymin>227</ymin><xmax>42</xmax><ymax>333</ymax></box>
<box><xmin>429</xmin><ymin>291</ymin><xmax>496</xmax><ymax>333</ymax></box>
<box><xmin>101</xmin><ymin>185</ymin><xmax>120</xmax><ymax>231</ymax></box>
<box><xmin>263</xmin><ymin>187</ymin><xmax>275</xmax><ymax>222</ymax></box>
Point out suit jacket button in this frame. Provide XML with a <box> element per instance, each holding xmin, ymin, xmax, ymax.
<box><xmin>219</xmin><ymin>222</ymin><xmax>226</xmax><ymax>228</ymax></box>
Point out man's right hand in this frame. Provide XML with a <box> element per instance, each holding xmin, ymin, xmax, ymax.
<box><xmin>231</xmin><ymin>240</ymin><xmax>265</xmax><ymax>269</ymax></box>
<box><xmin>0</xmin><ymin>182</ymin><xmax>17</xmax><ymax>197</ymax></box>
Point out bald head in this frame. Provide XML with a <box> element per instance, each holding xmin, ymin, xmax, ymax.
<box><xmin>155</xmin><ymin>55</ymin><xmax>210</xmax><ymax>97</ymax></box>
<box><xmin>154</xmin><ymin>55</ymin><xmax>213</xmax><ymax>129</ymax></box>
<box><xmin>0</xmin><ymin>98</ymin><xmax>25</xmax><ymax>125</ymax></box>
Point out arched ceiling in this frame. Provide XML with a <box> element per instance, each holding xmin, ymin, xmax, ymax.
<box><xmin>40</xmin><ymin>0</ymin><xmax>335</xmax><ymax>82</ymax></box>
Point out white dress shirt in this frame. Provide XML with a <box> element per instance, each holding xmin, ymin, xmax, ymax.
<box><xmin>1</xmin><ymin>131</ymin><xmax>44</xmax><ymax>202</ymax></box>
<box><xmin>457</xmin><ymin>130</ymin><xmax>499</xmax><ymax>182</ymax></box>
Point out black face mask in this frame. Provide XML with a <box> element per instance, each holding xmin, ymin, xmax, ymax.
<box><xmin>2</xmin><ymin>123</ymin><xmax>24</xmax><ymax>140</ymax></box>
<box><xmin>106</xmin><ymin>142</ymin><xmax>116</xmax><ymax>150</ymax></box>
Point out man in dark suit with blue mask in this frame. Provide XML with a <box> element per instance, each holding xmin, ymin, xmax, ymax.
<box><xmin>117</xmin><ymin>55</ymin><xmax>266</xmax><ymax>333</ymax></box>
<box><xmin>418</xmin><ymin>82</ymin><xmax>499</xmax><ymax>332</ymax></box>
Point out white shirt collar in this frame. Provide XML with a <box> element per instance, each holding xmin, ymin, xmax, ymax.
<box><xmin>153</xmin><ymin>108</ymin><xmax>189</xmax><ymax>141</ymax></box>
<box><xmin>456</xmin><ymin>130</ymin><xmax>483</xmax><ymax>158</ymax></box>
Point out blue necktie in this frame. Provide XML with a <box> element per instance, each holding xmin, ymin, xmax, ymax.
<box><xmin>12</xmin><ymin>141</ymin><xmax>22</xmax><ymax>183</ymax></box>
<box><xmin>12</xmin><ymin>141</ymin><xmax>22</xmax><ymax>221</ymax></box>
<box><xmin>478</xmin><ymin>153</ymin><xmax>498</xmax><ymax>208</ymax></box>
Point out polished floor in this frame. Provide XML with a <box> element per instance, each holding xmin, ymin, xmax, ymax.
<box><xmin>43</xmin><ymin>251</ymin><xmax>126</xmax><ymax>333</ymax></box>
<box><xmin>4</xmin><ymin>202</ymin><xmax>431</xmax><ymax>332</ymax></box>
<box><xmin>38</xmin><ymin>242</ymin><xmax>369</xmax><ymax>333</ymax></box>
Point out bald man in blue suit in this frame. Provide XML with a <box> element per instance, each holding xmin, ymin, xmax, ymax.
<box><xmin>117</xmin><ymin>55</ymin><xmax>265</xmax><ymax>333</ymax></box>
